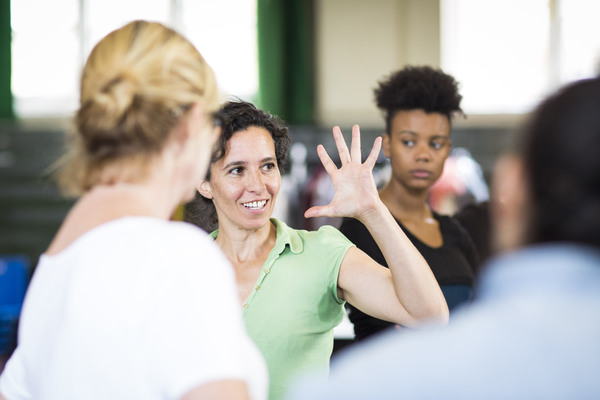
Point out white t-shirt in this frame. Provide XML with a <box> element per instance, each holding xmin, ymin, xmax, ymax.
<box><xmin>0</xmin><ymin>217</ymin><xmax>267</xmax><ymax>400</ymax></box>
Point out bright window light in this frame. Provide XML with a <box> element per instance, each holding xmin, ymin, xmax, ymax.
<box><xmin>11</xmin><ymin>0</ymin><xmax>80</xmax><ymax>116</ymax></box>
<box><xmin>441</xmin><ymin>0</ymin><xmax>600</xmax><ymax>115</ymax></box>
<box><xmin>10</xmin><ymin>0</ymin><xmax>258</xmax><ymax>118</ymax></box>
<box><xmin>559</xmin><ymin>0</ymin><xmax>600</xmax><ymax>83</ymax></box>
<box><xmin>180</xmin><ymin>0</ymin><xmax>258</xmax><ymax>100</ymax></box>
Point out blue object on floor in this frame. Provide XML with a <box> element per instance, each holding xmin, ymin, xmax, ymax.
<box><xmin>0</xmin><ymin>255</ymin><xmax>30</xmax><ymax>355</ymax></box>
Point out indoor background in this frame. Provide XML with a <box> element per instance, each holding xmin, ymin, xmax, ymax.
<box><xmin>1</xmin><ymin>0</ymin><xmax>599</xmax><ymax>295</ymax></box>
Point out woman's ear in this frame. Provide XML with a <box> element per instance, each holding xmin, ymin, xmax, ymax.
<box><xmin>197</xmin><ymin>180</ymin><xmax>213</xmax><ymax>199</ymax></box>
<box><xmin>382</xmin><ymin>133</ymin><xmax>391</xmax><ymax>158</ymax></box>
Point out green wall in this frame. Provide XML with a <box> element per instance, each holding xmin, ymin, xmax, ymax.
<box><xmin>0</xmin><ymin>0</ymin><xmax>13</xmax><ymax>120</ymax></box>
<box><xmin>257</xmin><ymin>0</ymin><xmax>314</xmax><ymax>125</ymax></box>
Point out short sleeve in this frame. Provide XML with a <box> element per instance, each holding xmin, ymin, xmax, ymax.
<box><xmin>314</xmin><ymin>225</ymin><xmax>354</xmax><ymax>305</ymax></box>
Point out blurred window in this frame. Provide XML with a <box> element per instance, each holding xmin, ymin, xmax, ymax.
<box><xmin>10</xmin><ymin>0</ymin><xmax>258</xmax><ymax>118</ymax></box>
<box><xmin>441</xmin><ymin>0</ymin><xmax>600</xmax><ymax>114</ymax></box>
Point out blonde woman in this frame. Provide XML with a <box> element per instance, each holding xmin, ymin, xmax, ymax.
<box><xmin>0</xmin><ymin>21</ymin><xmax>266</xmax><ymax>400</ymax></box>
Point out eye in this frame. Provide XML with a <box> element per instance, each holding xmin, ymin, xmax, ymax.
<box><xmin>262</xmin><ymin>162</ymin><xmax>277</xmax><ymax>172</ymax></box>
<box><xmin>229</xmin><ymin>166</ymin><xmax>244</xmax><ymax>175</ymax></box>
<box><xmin>430</xmin><ymin>140</ymin><xmax>446</xmax><ymax>150</ymax></box>
<box><xmin>401</xmin><ymin>139</ymin><xmax>415</xmax><ymax>147</ymax></box>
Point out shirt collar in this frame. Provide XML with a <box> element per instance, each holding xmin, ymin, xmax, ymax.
<box><xmin>209</xmin><ymin>218</ymin><xmax>304</xmax><ymax>255</ymax></box>
<box><xmin>272</xmin><ymin>218</ymin><xmax>303</xmax><ymax>255</ymax></box>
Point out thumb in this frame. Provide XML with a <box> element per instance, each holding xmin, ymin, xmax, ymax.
<box><xmin>304</xmin><ymin>204</ymin><xmax>332</xmax><ymax>219</ymax></box>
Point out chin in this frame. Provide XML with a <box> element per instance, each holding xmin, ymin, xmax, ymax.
<box><xmin>241</xmin><ymin>215</ymin><xmax>272</xmax><ymax>231</ymax></box>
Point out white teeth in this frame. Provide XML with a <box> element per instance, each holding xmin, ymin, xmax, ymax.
<box><xmin>243</xmin><ymin>200</ymin><xmax>267</xmax><ymax>209</ymax></box>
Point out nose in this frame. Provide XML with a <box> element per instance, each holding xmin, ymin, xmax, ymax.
<box><xmin>246</xmin><ymin>168</ymin><xmax>266</xmax><ymax>192</ymax></box>
<box><xmin>415</xmin><ymin>142</ymin><xmax>431</xmax><ymax>162</ymax></box>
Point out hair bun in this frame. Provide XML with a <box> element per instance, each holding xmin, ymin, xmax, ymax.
<box><xmin>63</xmin><ymin>20</ymin><xmax>219</xmax><ymax>195</ymax></box>
<box><xmin>77</xmin><ymin>70</ymin><xmax>141</xmax><ymax>149</ymax></box>
<box><xmin>96</xmin><ymin>71</ymin><xmax>139</xmax><ymax>125</ymax></box>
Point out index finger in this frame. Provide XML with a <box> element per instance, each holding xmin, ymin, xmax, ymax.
<box><xmin>316</xmin><ymin>144</ymin><xmax>337</xmax><ymax>176</ymax></box>
<box><xmin>363</xmin><ymin>136</ymin><xmax>382</xmax><ymax>170</ymax></box>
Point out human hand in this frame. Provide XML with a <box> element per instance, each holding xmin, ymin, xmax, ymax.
<box><xmin>304</xmin><ymin>125</ymin><xmax>383</xmax><ymax>220</ymax></box>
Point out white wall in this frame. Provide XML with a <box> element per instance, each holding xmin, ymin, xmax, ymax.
<box><xmin>315</xmin><ymin>0</ymin><xmax>441</xmax><ymax>129</ymax></box>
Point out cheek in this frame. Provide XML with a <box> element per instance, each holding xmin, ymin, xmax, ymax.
<box><xmin>178</xmin><ymin>139</ymin><xmax>209</xmax><ymax>184</ymax></box>
<box><xmin>390</xmin><ymin>153</ymin><xmax>409</xmax><ymax>172</ymax></box>
<box><xmin>389</xmin><ymin>144</ymin><xmax>410</xmax><ymax>161</ymax></box>
<box><xmin>212</xmin><ymin>180</ymin><xmax>244</xmax><ymax>205</ymax></box>
<box><xmin>433</xmin><ymin>155</ymin><xmax>447</xmax><ymax>173</ymax></box>
<box><xmin>267</xmin><ymin>174</ymin><xmax>282</xmax><ymax>196</ymax></box>
<box><xmin>195</xmin><ymin>146</ymin><xmax>212</xmax><ymax>172</ymax></box>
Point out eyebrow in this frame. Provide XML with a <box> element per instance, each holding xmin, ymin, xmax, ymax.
<box><xmin>222</xmin><ymin>161</ymin><xmax>245</xmax><ymax>171</ymax></box>
<box><xmin>222</xmin><ymin>156</ymin><xmax>277</xmax><ymax>171</ymax></box>
<box><xmin>398</xmin><ymin>130</ymin><xmax>417</xmax><ymax>136</ymax></box>
<box><xmin>397</xmin><ymin>130</ymin><xmax>449</xmax><ymax>140</ymax></box>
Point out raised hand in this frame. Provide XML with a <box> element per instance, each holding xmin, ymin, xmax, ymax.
<box><xmin>304</xmin><ymin>125</ymin><xmax>383</xmax><ymax>221</ymax></box>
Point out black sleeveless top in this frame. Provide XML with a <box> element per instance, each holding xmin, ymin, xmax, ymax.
<box><xmin>339</xmin><ymin>213</ymin><xmax>478</xmax><ymax>341</ymax></box>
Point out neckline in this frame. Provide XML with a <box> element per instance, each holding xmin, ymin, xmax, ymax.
<box><xmin>394</xmin><ymin>213</ymin><xmax>445</xmax><ymax>250</ymax></box>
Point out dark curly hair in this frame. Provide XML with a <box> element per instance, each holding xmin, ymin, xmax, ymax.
<box><xmin>374</xmin><ymin>66</ymin><xmax>464</xmax><ymax>133</ymax></box>
<box><xmin>184</xmin><ymin>99</ymin><xmax>291</xmax><ymax>232</ymax></box>
<box><xmin>521</xmin><ymin>76</ymin><xmax>600</xmax><ymax>247</ymax></box>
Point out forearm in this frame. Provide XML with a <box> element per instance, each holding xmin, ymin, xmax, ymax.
<box><xmin>357</xmin><ymin>201</ymin><xmax>449</xmax><ymax>325</ymax></box>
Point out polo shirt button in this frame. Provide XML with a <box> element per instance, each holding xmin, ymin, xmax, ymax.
<box><xmin>243</xmin><ymin>303</ymin><xmax>248</xmax><ymax>308</ymax></box>
<box><xmin>256</xmin><ymin>285</ymin><xmax>260</xmax><ymax>290</ymax></box>
<box><xmin>265</xmin><ymin>268</ymin><xmax>270</xmax><ymax>274</ymax></box>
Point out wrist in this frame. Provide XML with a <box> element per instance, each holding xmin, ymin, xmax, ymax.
<box><xmin>355</xmin><ymin>198</ymin><xmax>388</xmax><ymax>226</ymax></box>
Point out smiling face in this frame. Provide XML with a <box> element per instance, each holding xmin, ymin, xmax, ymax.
<box><xmin>383</xmin><ymin>109</ymin><xmax>451</xmax><ymax>194</ymax></box>
<box><xmin>203</xmin><ymin>126</ymin><xmax>281</xmax><ymax>231</ymax></box>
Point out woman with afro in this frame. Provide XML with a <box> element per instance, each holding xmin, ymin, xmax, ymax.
<box><xmin>339</xmin><ymin>66</ymin><xmax>479</xmax><ymax>341</ymax></box>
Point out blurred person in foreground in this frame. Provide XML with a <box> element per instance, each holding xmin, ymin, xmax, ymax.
<box><xmin>285</xmin><ymin>76</ymin><xmax>600</xmax><ymax>400</ymax></box>
<box><xmin>0</xmin><ymin>21</ymin><xmax>267</xmax><ymax>400</ymax></box>
<box><xmin>185</xmin><ymin>99</ymin><xmax>449</xmax><ymax>400</ymax></box>
<box><xmin>340</xmin><ymin>66</ymin><xmax>478</xmax><ymax>342</ymax></box>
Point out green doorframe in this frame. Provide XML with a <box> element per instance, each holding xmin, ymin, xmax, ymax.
<box><xmin>256</xmin><ymin>0</ymin><xmax>314</xmax><ymax>125</ymax></box>
<box><xmin>0</xmin><ymin>0</ymin><xmax>13</xmax><ymax>120</ymax></box>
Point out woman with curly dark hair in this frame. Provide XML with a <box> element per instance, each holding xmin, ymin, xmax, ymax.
<box><xmin>185</xmin><ymin>99</ymin><xmax>448</xmax><ymax>400</ymax></box>
<box><xmin>340</xmin><ymin>66</ymin><xmax>479</xmax><ymax>341</ymax></box>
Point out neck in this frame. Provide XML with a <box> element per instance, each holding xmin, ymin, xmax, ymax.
<box><xmin>85</xmin><ymin>182</ymin><xmax>176</xmax><ymax>221</ymax></box>
<box><xmin>45</xmin><ymin>180</ymin><xmax>179</xmax><ymax>256</ymax></box>
<box><xmin>216</xmin><ymin>219</ymin><xmax>276</xmax><ymax>264</ymax></box>
<box><xmin>379</xmin><ymin>182</ymin><xmax>432</xmax><ymax>222</ymax></box>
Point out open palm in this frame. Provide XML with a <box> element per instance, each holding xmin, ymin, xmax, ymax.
<box><xmin>304</xmin><ymin>125</ymin><xmax>382</xmax><ymax>221</ymax></box>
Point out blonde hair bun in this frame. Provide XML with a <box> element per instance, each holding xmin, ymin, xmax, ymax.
<box><xmin>58</xmin><ymin>20</ymin><xmax>219</xmax><ymax>195</ymax></box>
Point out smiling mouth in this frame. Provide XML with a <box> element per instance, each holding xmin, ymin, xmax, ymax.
<box><xmin>242</xmin><ymin>200</ymin><xmax>267</xmax><ymax>210</ymax></box>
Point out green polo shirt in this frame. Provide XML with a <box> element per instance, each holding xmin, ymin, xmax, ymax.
<box><xmin>211</xmin><ymin>218</ymin><xmax>353</xmax><ymax>400</ymax></box>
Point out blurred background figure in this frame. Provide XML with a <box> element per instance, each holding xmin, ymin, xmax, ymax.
<box><xmin>340</xmin><ymin>66</ymin><xmax>479</xmax><ymax>342</ymax></box>
<box><xmin>0</xmin><ymin>21</ymin><xmax>267</xmax><ymax>400</ymax></box>
<box><xmin>285</xmin><ymin>76</ymin><xmax>600</xmax><ymax>400</ymax></box>
<box><xmin>454</xmin><ymin>199</ymin><xmax>492</xmax><ymax>274</ymax></box>
<box><xmin>429</xmin><ymin>147</ymin><xmax>489</xmax><ymax>215</ymax></box>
